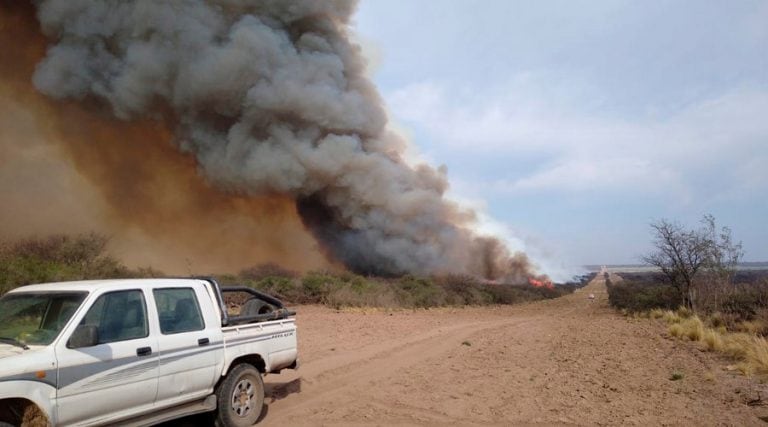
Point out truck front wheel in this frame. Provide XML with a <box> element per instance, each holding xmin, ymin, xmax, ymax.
<box><xmin>216</xmin><ymin>363</ymin><xmax>265</xmax><ymax>427</ymax></box>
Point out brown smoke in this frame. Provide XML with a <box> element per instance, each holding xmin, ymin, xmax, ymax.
<box><xmin>1</xmin><ymin>1</ymin><xmax>543</xmax><ymax>281</ymax></box>
<box><xmin>0</xmin><ymin>2</ymin><xmax>332</xmax><ymax>274</ymax></box>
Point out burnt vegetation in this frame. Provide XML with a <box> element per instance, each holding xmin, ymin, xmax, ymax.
<box><xmin>0</xmin><ymin>233</ymin><xmax>588</xmax><ymax>309</ymax></box>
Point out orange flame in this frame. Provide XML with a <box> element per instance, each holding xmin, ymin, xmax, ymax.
<box><xmin>528</xmin><ymin>277</ymin><xmax>554</xmax><ymax>289</ymax></box>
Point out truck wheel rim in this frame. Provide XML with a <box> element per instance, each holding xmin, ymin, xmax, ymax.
<box><xmin>231</xmin><ymin>378</ymin><xmax>255</xmax><ymax>417</ymax></box>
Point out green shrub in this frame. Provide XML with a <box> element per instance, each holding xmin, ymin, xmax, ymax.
<box><xmin>435</xmin><ymin>275</ymin><xmax>491</xmax><ymax>305</ymax></box>
<box><xmin>395</xmin><ymin>275</ymin><xmax>447</xmax><ymax>308</ymax></box>
<box><xmin>669</xmin><ymin>371</ymin><xmax>684</xmax><ymax>381</ymax></box>
<box><xmin>0</xmin><ymin>233</ymin><xmax>146</xmax><ymax>292</ymax></box>
<box><xmin>607</xmin><ymin>281</ymin><xmax>682</xmax><ymax>312</ymax></box>
<box><xmin>253</xmin><ymin>276</ymin><xmax>301</xmax><ymax>301</ymax></box>
<box><xmin>296</xmin><ymin>272</ymin><xmax>331</xmax><ymax>301</ymax></box>
<box><xmin>721</xmin><ymin>290</ymin><xmax>765</xmax><ymax>321</ymax></box>
<box><xmin>239</xmin><ymin>263</ymin><xmax>296</xmax><ymax>281</ymax></box>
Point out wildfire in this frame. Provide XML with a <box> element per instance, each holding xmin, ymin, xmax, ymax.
<box><xmin>0</xmin><ymin>1</ymin><xmax>546</xmax><ymax>282</ymax></box>
<box><xmin>528</xmin><ymin>277</ymin><xmax>554</xmax><ymax>289</ymax></box>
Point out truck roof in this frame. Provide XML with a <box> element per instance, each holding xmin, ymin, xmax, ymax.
<box><xmin>6</xmin><ymin>278</ymin><xmax>206</xmax><ymax>294</ymax></box>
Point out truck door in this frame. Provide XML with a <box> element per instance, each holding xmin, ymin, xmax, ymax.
<box><xmin>151</xmin><ymin>286</ymin><xmax>221</xmax><ymax>407</ymax></box>
<box><xmin>55</xmin><ymin>289</ymin><xmax>159</xmax><ymax>425</ymax></box>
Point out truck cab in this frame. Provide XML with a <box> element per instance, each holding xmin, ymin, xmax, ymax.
<box><xmin>0</xmin><ymin>278</ymin><xmax>298</xmax><ymax>426</ymax></box>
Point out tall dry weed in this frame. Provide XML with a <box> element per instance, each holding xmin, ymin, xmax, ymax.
<box><xmin>656</xmin><ymin>308</ymin><xmax>768</xmax><ymax>379</ymax></box>
<box><xmin>663</xmin><ymin>311</ymin><xmax>682</xmax><ymax>324</ymax></box>
<box><xmin>702</xmin><ymin>329</ymin><xmax>724</xmax><ymax>352</ymax></box>
<box><xmin>681</xmin><ymin>317</ymin><xmax>705</xmax><ymax>341</ymax></box>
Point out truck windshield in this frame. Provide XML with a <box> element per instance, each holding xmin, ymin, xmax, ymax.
<box><xmin>0</xmin><ymin>292</ymin><xmax>87</xmax><ymax>347</ymax></box>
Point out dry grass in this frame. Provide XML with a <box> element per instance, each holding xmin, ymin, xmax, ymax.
<box><xmin>668</xmin><ymin>323</ymin><xmax>684</xmax><ymax>338</ymax></box>
<box><xmin>683</xmin><ymin>317</ymin><xmax>705</xmax><ymax>341</ymax></box>
<box><xmin>702</xmin><ymin>329</ymin><xmax>724</xmax><ymax>352</ymax></box>
<box><xmin>708</xmin><ymin>312</ymin><xmax>725</xmax><ymax>328</ymax></box>
<box><xmin>737</xmin><ymin>320</ymin><xmax>768</xmax><ymax>335</ymax></box>
<box><xmin>650</xmin><ymin>308</ymin><xmax>665</xmax><ymax>319</ymax></box>
<box><xmin>656</xmin><ymin>308</ymin><xmax>768</xmax><ymax>379</ymax></box>
<box><xmin>722</xmin><ymin>333</ymin><xmax>753</xmax><ymax>359</ymax></box>
<box><xmin>743</xmin><ymin>337</ymin><xmax>768</xmax><ymax>377</ymax></box>
<box><xmin>720</xmin><ymin>334</ymin><xmax>768</xmax><ymax>377</ymax></box>
<box><xmin>662</xmin><ymin>310</ymin><xmax>682</xmax><ymax>324</ymax></box>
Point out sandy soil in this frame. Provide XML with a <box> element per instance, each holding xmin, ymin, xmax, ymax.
<box><xmin>258</xmin><ymin>273</ymin><xmax>768</xmax><ymax>426</ymax></box>
<box><xmin>172</xmin><ymin>274</ymin><xmax>768</xmax><ymax>426</ymax></box>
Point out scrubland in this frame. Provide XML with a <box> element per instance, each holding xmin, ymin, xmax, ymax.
<box><xmin>0</xmin><ymin>233</ymin><xmax>585</xmax><ymax>309</ymax></box>
<box><xmin>237</xmin><ymin>272</ymin><xmax>768</xmax><ymax>425</ymax></box>
<box><xmin>5</xmin><ymin>234</ymin><xmax>768</xmax><ymax>424</ymax></box>
<box><xmin>608</xmin><ymin>270</ymin><xmax>768</xmax><ymax>379</ymax></box>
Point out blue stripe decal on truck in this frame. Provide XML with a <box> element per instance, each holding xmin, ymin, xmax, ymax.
<box><xmin>0</xmin><ymin>326</ymin><xmax>296</xmax><ymax>389</ymax></box>
<box><xmin>0</xmin><ymin>371</ymin><xmax>56</xmax><ymax>388</ymax></box>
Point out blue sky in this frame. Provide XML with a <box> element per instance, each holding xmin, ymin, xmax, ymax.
<box><xmin>353</xmin><ymin>0</ymin><xmax>768</xmax><ymax>268</ymax></box>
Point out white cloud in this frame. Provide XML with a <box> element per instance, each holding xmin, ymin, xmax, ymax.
<box><xmin>387</xmin><ymin>78</ymin><xmax>768</xmax><ymax>203</ymax></box>
<box><xmin>500</xmin><ymin>157</ymin><xmax>680</xmax><ymax>193</ymax></box>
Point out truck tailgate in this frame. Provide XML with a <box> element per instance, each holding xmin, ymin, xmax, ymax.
<box><xmin>222</xmin><ymin>317</ymin><xmax>297</xmax><ymax>373</ymax></box>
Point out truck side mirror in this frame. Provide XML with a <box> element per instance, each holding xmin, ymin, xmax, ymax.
<box><xmin>68</xmin><ymin>325</ymin><xmax>99</xmax><ymax>349</ymax></box>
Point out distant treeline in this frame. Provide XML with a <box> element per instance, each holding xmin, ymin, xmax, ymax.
<box><xmin>585</xmin><ymin>263</ymin><xmax>768</xmax><ymax>272</ymax></box>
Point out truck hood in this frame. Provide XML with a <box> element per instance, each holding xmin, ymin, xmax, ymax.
<box><xmin>0</xmin><ymin>344</ymin><xmax>55</xmax><ymax>379</ymax></box>
<box><xmin>0</xmin><ymin>344</ymin><xmax>26</xmax><ymax>358</ymax></box>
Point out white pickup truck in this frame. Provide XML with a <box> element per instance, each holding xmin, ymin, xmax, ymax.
<box><xmin>0</xmin><ymin>278</ymin><xmax>298</xmax><ymax>426</ymax></box>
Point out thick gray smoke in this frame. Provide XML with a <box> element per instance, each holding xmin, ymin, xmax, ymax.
<box><xmin>30</xmin><ymin>0</ymin><xmax>535</xmax><ymax>279</ymax></box>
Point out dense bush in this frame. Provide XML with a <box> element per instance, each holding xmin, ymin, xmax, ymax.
<box><xmin>239</xmin><ymin>263</ymin><xmax>297</xmax><ymax>281</ymax></box>
<box><xmin>0</xmin><ymin>234</ymin><xmax>579</xmax><ymax>310</ymax></box>
<box><xmin>607</xmin><ymin>280</ymin><xmax>682</xmax><ymax>312</ymax></box>
<box><xmin>221</xmin><ymin>267</ymin><xmax>579</xmax><ymax>309</ymax></box>
<box><xmin>717</xmin><ymin>282</ymin><xmax>768</xmax><ymax>323</ymax></box>
<box><xmin>607</xmin><ymin>270</ymin><xmax>768</xmax><ymax>324</ymax></box>
<box><xmin>0</xmin><ymin>234</ymin><xmax>161</xmax><ymax>293</ymax></box>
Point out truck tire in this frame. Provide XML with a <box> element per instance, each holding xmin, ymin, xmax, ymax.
<box><xmin>216</xmin><ymin>363</ymin><xmax>265</xmax><ymax>427</ymax></box>
<box><xmin>242</xmin><ymin>299</ymin><xmax>273</xmax><ymax>316</ymax></box>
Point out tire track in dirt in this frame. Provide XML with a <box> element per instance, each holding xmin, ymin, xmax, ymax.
<box><xmin>252</xmin><ymin>273</ymin><xmax>768</xmax><ymax>426</ymax></box>
<box><xmin>260</xmin><ymin>313</ymin><xmax>556</xmax><ymax>425</ymax></box>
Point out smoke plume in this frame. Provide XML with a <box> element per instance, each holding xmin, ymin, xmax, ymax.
<box><xmin>2</xmin><ymin>0</ymin><xmax>541</xmax><ymax>280</ymax></box>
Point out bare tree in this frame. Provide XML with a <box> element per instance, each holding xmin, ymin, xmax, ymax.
<box><xmin>697</xmin><ymin>215</ymin><xmax>744</xmax><ymax>311</ymax></box>
<box><xmin>643</xmin><ymin>215</ymin><xmax>743</xmax><ymax>311</ymax></box>
<box><xmin>642</xmin><ymin>219</ymin><xmax>706</xmax><ymax>309</ymax></box>
<box><xmin>700</xmin><ymin>214</ymin><xmax>743</xmax><ymax>286</ymax></box>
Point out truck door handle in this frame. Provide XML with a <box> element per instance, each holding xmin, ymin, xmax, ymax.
<box><xmin>136</xmin><ymin>347</ymin><xmax>152</xmax><ymax>357</ymax></box>
<box><xmin>198</xmin><ymin>338</ymin><xmax>210</xmax><ymax>347</ymax></box>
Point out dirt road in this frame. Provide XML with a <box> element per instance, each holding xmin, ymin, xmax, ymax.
<box><xmin>167</xmin><ymin>274</ymin><xmax>767</xmax><ymax>426</ymax></box>
<box><xmin>249</xmin><ymin>274</ymin><xmax>768</xmax><ymax>426</ymax></box>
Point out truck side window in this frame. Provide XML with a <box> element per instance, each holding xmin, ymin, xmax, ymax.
<box><xmin>79</xmin><ymin>290</ymin><xmax>148</xmax><ymax>344</ymax></box>
<box><xmin>153</xmin><ymin>288</ymin><xmax>205</xmax><ymax>334</ymax></box>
